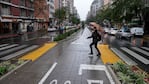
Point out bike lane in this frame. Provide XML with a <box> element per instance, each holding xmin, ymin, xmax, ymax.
<box><xmin>41</xmin><ymin>28</ymin><xmax>115</xmax><ymax>84</ymax></box>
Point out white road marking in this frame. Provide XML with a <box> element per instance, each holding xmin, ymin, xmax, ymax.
<box><xmin>79</xmin><ymin>64</ymin><xmax>105</xmax><ymax>75</ymax></box>
<box><xmin>38</xmin><ymin>62</ymin><xmax>57</xmax><ymax>84</ymax></box>
<box><xmin>132</xmin><ymin>47</ymin><xmax>149</xmax><ymax>56</ymax></box>
<box><xmin>142</xmin><ymin>47</ymin><xmax>149</xmax><ymax>51</ymax></box>
<box><xmin>64</xmin><ymin>80</ymin><xmax>71</xmax><ymax>84</ymax></box>
<box><xmin>87</xmin><ymin>80</ymin><xmax>103</xmax><ymax>84</ymax></box>
<box><xmin>79</xmin><ymin>64</ymin><xmax>115</xmax><ymax>84</ymax></box>
<box><xmin>121</xmin><ymin>47</ymin><xmax>149</xmax><ymax>64</ymax></box>
<box><xmin>49</xmin><ymin>79</ymin><xmax>57</xmax><ymax>84</ymax></box>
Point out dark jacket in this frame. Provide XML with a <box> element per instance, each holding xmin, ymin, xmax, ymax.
<box><xmin>88</xmin><ymin>30</ymin><xmax>101</xmax><ymax>43</ymax></box>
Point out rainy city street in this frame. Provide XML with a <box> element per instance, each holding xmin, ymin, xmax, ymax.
<box><xmin>0</xmin><ymin>0</ymin><xmax>149</xmax><ymax>84</ymax></box>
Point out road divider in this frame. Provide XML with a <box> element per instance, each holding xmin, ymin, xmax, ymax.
<box><xmin>20</xmin><ymin>42</ymin><xmax>57</xmax><ymax>61</ymax></box>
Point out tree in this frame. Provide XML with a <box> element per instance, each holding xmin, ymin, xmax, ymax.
<box><xmin>111</xmin><ymin>0</ymin><xmax>144</xmax><ymax>23</ymax></box>
<box><xmin>54</xmin><ymin>7</ymin><xmax>67</xmax><ymax>23</ymax></box>
<box><xmin>70</xmin><ymin>15</ymin><xmax>80</xmax><ymax>25</ymax></box>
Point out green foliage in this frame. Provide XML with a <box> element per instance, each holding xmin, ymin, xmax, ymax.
<box><xmin>0</xmin><ymin>66</ymin><xmax>7</xmax><ymax>76</ymax></box>
<box><xmin>70</xmin><ymin>16</ymin><xmax>80</xmax><ymax>25</ymax></box>
<box><xmin>112</xmin><ymin>62</ymin><xmax>147</xmax><ymax>84</ymax></box>
<box><xmin>17</xmin><ymin>60</ymin><xmax>25</xmax><ymax>65</ymax></box>
<box><xmin>54</xmin><ymin>7</ymin><xmax>67</xmax><ymax>22</ymax></box>
<box><xmin>117</xmin><ymin>72</ymin><xmax>132</xmax><ymax>84</ymax></box>
<box><xmin>112</xmin><ymin>61</ymin><xmax>129</xmax><ymax>74</ymax></box>
<box><xmin>7</xmin><ymin>64</ymin><xmax>16</xmax><ymax>71</ymax></box>
<box><xmin>88</xmin><ymin>0</ymin><xmax>145</xmax><ymax>24</ymax></box>
<box><xmin>54</xmin><ymin>29</ymin><xmax>79</xmax><ymax>41</ymax></box>
<box><xmin>0</xmin><ymin>60</ymin><xmax>25</xmax><ymax>77</ymax></box>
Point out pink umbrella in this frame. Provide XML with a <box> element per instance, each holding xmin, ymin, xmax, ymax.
<box><xmin>90</xmin><ymin>22</ymin><xmax>104</xmax><ymax>32</ymax></box>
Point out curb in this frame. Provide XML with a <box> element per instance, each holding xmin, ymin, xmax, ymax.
<box><xmin>106</xmin><ymin>65</ymin><xmax>121</xmax><ymax>84</ymax></box>
<box><xmin>0</xmin><ymin>60</ymin><xmax>30</xmax><ymax>81</ymax></box>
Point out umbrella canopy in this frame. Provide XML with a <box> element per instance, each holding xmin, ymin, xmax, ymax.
<box><xmin>89</xmin><ymin>22</ymin><xmax>104</xmax><ymax>32</ymax></box>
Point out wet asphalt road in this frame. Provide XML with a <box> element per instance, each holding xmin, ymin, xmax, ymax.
<box><xmin>0</xmin><ymin>31</ymin><xmax>58</xmax><ymax>45</ymax></box>
<box><xmin>0</xmin><ymin>28</ymin><xmax>114</xmax><ymax>84</ymax></box>
<box><xmin>0</xmin><ymin>28</ymin><xmax>148</xmax><ymax>84</ymax></box>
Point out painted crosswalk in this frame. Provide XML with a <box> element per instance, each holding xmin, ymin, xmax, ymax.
<box><xmin>111</xmin><ymin>46</ymin><xmax>149</xmax><ymax>72</ymax></box>
<box><xmin>0</xmin><ymin>43</ymin><xmax>39</xmax><ymax>60</ymax></box>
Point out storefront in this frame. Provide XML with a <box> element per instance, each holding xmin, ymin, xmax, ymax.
<box><xmin>0</xmin><ymin>18</ymin><xmax>12</xmax><ymax>34</ymax></box>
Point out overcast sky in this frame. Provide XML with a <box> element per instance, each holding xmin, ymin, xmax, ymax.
<box><xmin>74</xmin><ymin>0</ymin><xmax>94</xmax><ymax>21</ymax></box>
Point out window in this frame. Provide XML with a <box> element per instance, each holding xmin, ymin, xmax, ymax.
<box><xmin>2</xmin><ymin>4</ymin><xmax>10</xmax><ymax>15</ymax></box>
<box><xmin>20</xmin><ymin>9</ymin><xmax>26</xmax><ymax>17</ymax></box>
<box><xmin>2</xmin><ymin>0</ymin><xmax>10</xmax><ymax>2</ymax></box>
<box><xmin>20</xmin><ymin>0</ymin><xmax>25</xmax><ymax>6</ymax></box>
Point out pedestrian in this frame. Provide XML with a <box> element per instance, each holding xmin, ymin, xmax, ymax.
<box><xmin>87</xmin><ymin>26</ymin><xmax>101</xmax><ymax>57</ymax></box>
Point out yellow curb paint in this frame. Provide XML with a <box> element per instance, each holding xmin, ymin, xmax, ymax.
<box><xmin>98</xmin><ymin>44</ymin><xmax>121</xmax><ymax>64</ymax></box>
<box><xmin>20</xmin><ymin>42</ymin><xmax>57</xmax><ymax>61</ymax></box>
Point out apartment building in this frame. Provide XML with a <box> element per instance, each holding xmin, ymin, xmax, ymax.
<box><xmin>54</xmin><ymin>0</ymin><xmax>62</xmax><ymax>10</ymax></box>
<box><xmin>90</xmin><ymin>0</ymin><xmax>104</xmax><ymax>17</ymax></box>
<box><xmin>34</xmin><ymin>0</ymin><xmax>49</xmax><ymax>30</ymax></box>
<box><xmin>46</xmin><ymin>0</ymin><xmax>55</xmax><ymax>26</ymax></box>
<box><xmin>0</xmin><ymin>0</ymin><xmax>34</xmax><ymax>34</ymax></box>
<box><xmin>47</xmin><ymin>0</ymin><xmax>55</xmax><ymax>18</ymax></box>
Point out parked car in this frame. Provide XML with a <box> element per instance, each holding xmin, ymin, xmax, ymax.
<box><xmin>108</xmin><ymin>28</ymin><xmax>118</xmax><ymax>35</ymax></box>
<box><xmin>130</xmin><ymin>27</ymin><xmax>144</xmax><ymax>36</ymax></box>
<box><xmin>116</xmin><ymin>28</ymin><xmax>132</xmax><ymax>39</ymax></box>
<box><xmin>104</xmin><ymin>27</ymin><xmax>110</xmax><ymax>33</ymax></box>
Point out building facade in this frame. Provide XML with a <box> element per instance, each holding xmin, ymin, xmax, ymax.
<box><xmin>0</xmin><ymin>0</ymin><xmax>34</xmax><ymax>34</ymax></box>
<box><xmin>90</xmin><ymin>0</ymin><xmax>104</xmax><ymax>17</ymax></box>
<box><xmin>54</xmin><ymin>0</ymin><xmax>62</xmax><ymax>10</ymax></box>
<box><xmin>34</xmin><ymin>0</ymin><xmax>49</xmax><ymax>30</ymax></box>
<box><xmin>47</xmin><ymin>0</ymin><xmax>55</xmax><ymax>18</ymax></box>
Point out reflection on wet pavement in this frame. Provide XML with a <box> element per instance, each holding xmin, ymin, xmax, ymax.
<box><xmin>0</xmin><ymin>31</ymin><xmax>59</xmax><ymax>45</ymax></box>
<box><xmin>104</xmin><ymin>34</ymin><xmax>149</xmax><ymax>47</ymax></box>
<box><xmin>131</xmin><ymin>37</ymin><xmax>149</xmax><ymax>47</ymax></box>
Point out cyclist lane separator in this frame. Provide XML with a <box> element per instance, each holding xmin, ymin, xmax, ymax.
<box><xmin>98</xmin><ymin>44</ymin><xmax>121</xmax><ymax>64</ymax></box>
<box><xmin>20</xmin><ymin>42</ymin><xmax>57</xmax><ymax>61</ymax></box>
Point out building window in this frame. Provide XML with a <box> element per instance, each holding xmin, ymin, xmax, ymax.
<box><xmin>27</xmin><ymin>11</ymin><xmax>33</xmax><ymax>18</ymax></box>
<box><xmin>2</xmin><ymin>0</ymin><xmax>10</xmax><ymax>2</ymax></box>
<box><xmin>20</xmin><ymin>9</ymin><xmax>26</xmax><ymax>17</ymax></box>
<box><xmin>20</xmin><ymin>0</ymin><xmax>25</xmax><ymax>6</ymax></box>
<box><xmin>2</xmin><ymin>4</ymin><xmax>10</xmax><ymax>15</ymax></box>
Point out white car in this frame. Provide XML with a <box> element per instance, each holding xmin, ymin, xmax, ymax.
<box><xmin>116</xmin><ymin>28</ymin><xmax>132</xmax><ymax>39</ymax></box>
<box><xmin>104</xmin><ymin>27</ymin><xmax>110</xmax><ymax>33</ymax></box>
<box><xmin>130</xmin><ymin>27</ymin><xmax>144</xmax><ymax>36</ymax></box>
<box><xmin>109</xmin><ymin>28</ymin><xmax>118</xmax><ymax>35</ymax></box>
<box><xmin>47</xmin><ymin>27</ymin><xmax>57</xmax><ymax>32</ymax></box>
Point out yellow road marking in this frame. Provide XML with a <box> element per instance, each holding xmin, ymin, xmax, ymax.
<box><xmin>98</xmin><ymin>44</ymin><xmax>121</xmax><ymax>64</ymax></box>
<box><xmin>20</xmin><ymin>42</ymin><xmax>57</xmax><ymax>61</ymax></box>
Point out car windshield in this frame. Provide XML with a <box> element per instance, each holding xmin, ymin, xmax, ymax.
<box><xmin>124</xmin><ymin>29</ymin><xmax>130</xmax><ymax>32</ymax></box>
<box><xmin>114</xmin><ymin>29</ymin><xmax>118</xmax><ymax>30</ymax></box>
